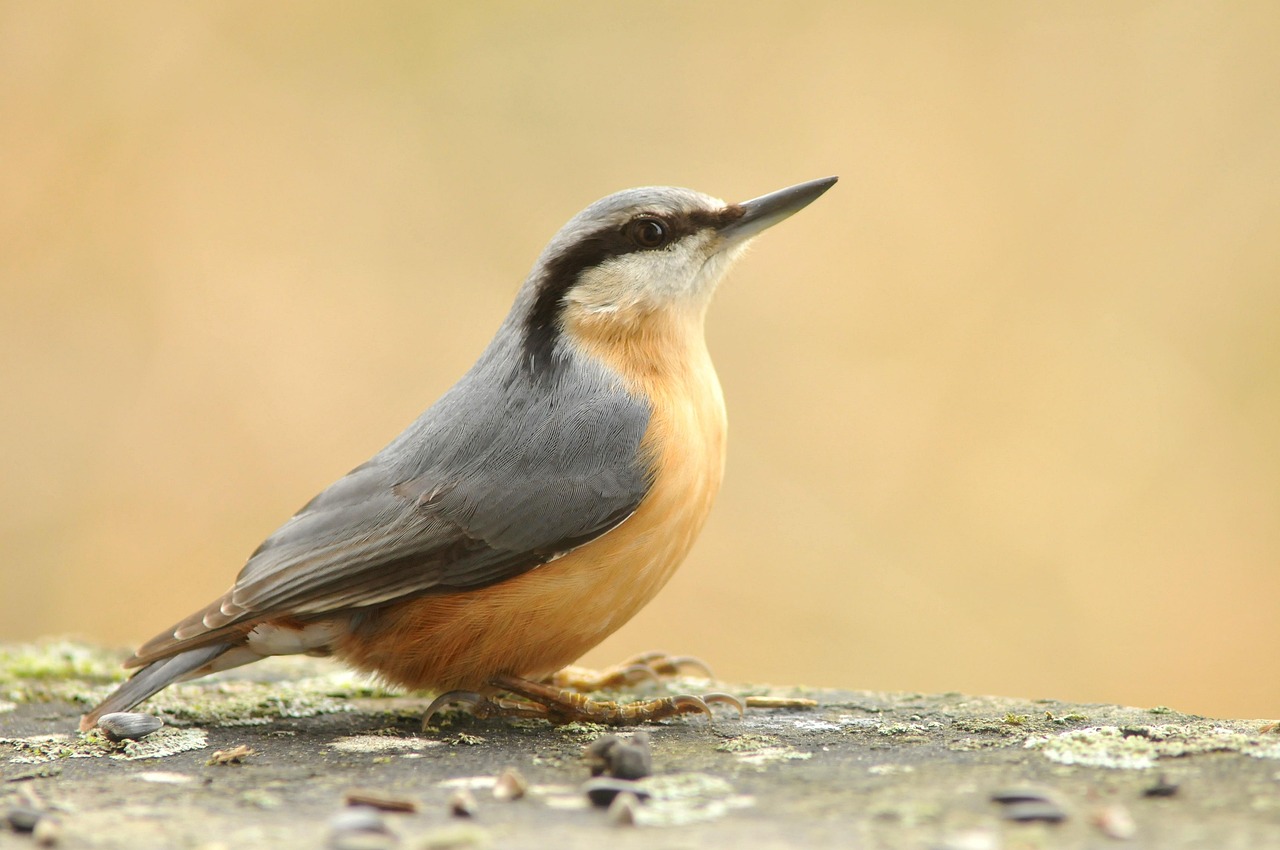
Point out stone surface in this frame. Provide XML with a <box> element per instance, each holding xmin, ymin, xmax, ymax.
<box><xmin>1</xmin><ymin>641</ymin><xmax>1279</xmax><ymax>848</ymax></box>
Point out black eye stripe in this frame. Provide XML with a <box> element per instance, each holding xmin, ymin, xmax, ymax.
<box><xmin>521</xmin><ymin>203</ymin><xmax>746</xmax><ymax>373</ymax></box>
<box><xmin>524</xmin><ymin>227</ymin><xmax>631</xmax><ymax>371</ymax></box>
<box><xmin>624</xmin><ymin>206</ymin><xmax>744</xmax><ymax>246</ymax></box>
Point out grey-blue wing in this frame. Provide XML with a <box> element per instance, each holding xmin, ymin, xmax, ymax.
<box><xmin>131</xmin><ymin>356</ymin><xmax>651</xmax><ymax>664</ymax></box>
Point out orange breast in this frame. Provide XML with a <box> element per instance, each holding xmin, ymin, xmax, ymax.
<box><xmin>334</xmin><ymin>306</ymin><xmax>726</xmax><ymax>692</ymax></box>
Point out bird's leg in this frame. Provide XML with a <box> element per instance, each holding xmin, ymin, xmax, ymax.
<box><xmin>421</xmin><ymin>659</ymin><xmax>744</xmax><ymax>728</ymax></box>
<box><xmin>549</xmin><ymin>651</ymin><xmax>714</xmax><ymax>692</ymax></box>
<box><xmin>484</xmin><ymin>673</ymin><xmax>743</xmax><ymax>725</ymax></box>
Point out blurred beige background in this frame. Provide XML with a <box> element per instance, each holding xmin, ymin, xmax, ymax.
<box><xmin>2</xmin><ymin>2</ymin><xmax>1277</xmax><ymax>718</ymax></box>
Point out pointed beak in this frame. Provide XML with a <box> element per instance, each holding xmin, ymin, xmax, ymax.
<box><xmin>719</xmin><ymin>176</ymin><xmax>838</xmax><ymax>245</ymax></box>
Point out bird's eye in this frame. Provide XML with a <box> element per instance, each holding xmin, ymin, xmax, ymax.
<box><xmin>627</xmin><ymin>217</ymin><xmax>668</xmax><ymax>249</ymax></box>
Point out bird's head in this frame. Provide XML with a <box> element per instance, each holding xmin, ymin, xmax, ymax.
<box><xmin>517</xmin><ymin>177</ymin><xmax>837</xmax><ymax>374</ymax></box>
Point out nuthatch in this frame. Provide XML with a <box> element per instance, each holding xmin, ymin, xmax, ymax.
<box><xmin>80</xmin><ymin>176</ymin><xmax>837</xmax><ymax>731</ymax></box>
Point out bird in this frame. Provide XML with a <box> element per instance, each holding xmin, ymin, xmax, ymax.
<box><xmin>79</xmin><ymin>175</ymin><xmax>838</xmax><ymax>732</ymax></box>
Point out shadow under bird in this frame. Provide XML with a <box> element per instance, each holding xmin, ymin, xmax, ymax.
<box><xmin>80</xmin><ymin>175</ymin><xmax>838</xmax><ymax>732</ymax></box>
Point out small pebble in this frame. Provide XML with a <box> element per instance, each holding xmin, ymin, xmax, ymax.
<box><xmin>328</xmin><ymin>807</ymin><xmax>390</xmax><ymax>834</ymax></box>
<box><xmin>33</xmin><ymin>817</ymin><xmax>61</xmax><ymax>847</ymax></box>
<box><xmin>582</xmin><ymin>777</ymin><xmax>651</xmax><ymax>808</ymax></box>
<box><xmin>1092</xmin><ymin>803</ymin><xmax>1137</xmax><ymax>840</ymax></box>
<box><xmin>448</xmin><ymin>789</ymin><xmax>477</xmax><ymax>818</ymax></box>
<box><xmin>328</xmin><ymin>831</ymin><xmax>396</xmax><ymax>850</ymax></box>
<box><xmin>606</xmin><ymin>791</ymin><xmax>640</xmax><ymax>826</ymax></box>
<box><xmin>934</xmin><ymin>829</ymin><xmax>999</xmax><ymax>850</ymax></box>
<box><xmin>1143</xmin><ymin>776</ymin><xmax>1179</xmax><ymax>798</ymax></box>
<box><xmin>584</xmin><ymin>732</ymin><xmax>652</xmax><ymax>780</ymax></box>
<box><xmin>327</xmin><ymin>808</ymin><xmax>394</xmax><ymax>850</ymax></box>
<box><xmin>492</xmin><ymin>767</ymin><xmax>527</xmax><ymax>801</ymax></box>
<box><xmin>97</xmin><ymin>711</ymin><xmax>164</xmax><ymax>742</ymax></box>
<box><xmin>7</xmin><ymin>807</ymin><xmax>42</xmax><ymax>833</ymax></box>
<box><xmin>1000</xmin><ymin>800</ymin><xmax>1067</xmax><ymax>823</ymax></box>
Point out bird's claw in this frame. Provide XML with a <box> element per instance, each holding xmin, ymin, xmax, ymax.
<box><xmin>666</xmin><ymin>694</ymin><xmax>712</xmax><ymax>717</ymax></box>
<box><xmin>421</xmin><ymin>689</ymin><xmax>489</xmax><ymax>728</ymax></box>
<box><xmin>551</xmin><ymin>651</ymin><xmax>715</xmax><ymax>692</ymax></box>
<box><xmin>701</xmin><ymin>691</ymin><xmax>746</xmax><ymax>717</ymax></box>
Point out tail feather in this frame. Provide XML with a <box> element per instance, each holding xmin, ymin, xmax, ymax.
<box><xmin>79</xmin><ymin>643</ymin><xmax>232</xmax><ymax>732</ymax></box>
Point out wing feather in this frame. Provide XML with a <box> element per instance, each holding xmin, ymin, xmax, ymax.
<box><xmin>132</xmin><ymin>346</ymin><xmax>651</xmax><ymax>666</ymax></box>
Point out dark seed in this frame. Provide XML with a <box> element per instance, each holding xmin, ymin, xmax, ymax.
<box><xmin>584</xmin><ymin>731</ymin><xmax>652</xmax><ymax>780</ymax></box>
<box><xmin>584</xmin><ymin>735</ymin><xmax>621</xmax><ymax>776</ymax></box>
<box><xmin>1143</xmin><ymin>775</ymin><xmax>1179</xmax><ymax>797</ymax></box>
<box><xmin>1000</xmin><ymin>800</ymin><xmax>1067</xmax><ymax>823</ymax></box>
<box><xmin>990</xmin><ymin>786</ymin><xmax>1055</xmax><ymax>804</ymax></box>
<box><xmin>97</xmin><ymin>712</ymin><xmax>165</xmax><ymax>742</ymax></box>
<box><xmin>582</xmin><ymin>777</ymin><xmax>651</xmax><ymax>808</ymax></box>
<box><xmin>7</xmin><ymin>806</ymin><xmax>43</xmax><ymax>832</ymax></box>
<box><xmin>608</xmin><ymin>731</ymin><xmax>652</xmax><ymax>780</ymax></box>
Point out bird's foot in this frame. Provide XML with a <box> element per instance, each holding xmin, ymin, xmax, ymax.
<box><xmin>549</xmin><ymin>651</ymin><xmax>713</xmax><ymax>692</ymax></box>
<box><xmin>421</xmin><ymin>690</ymin><xmax>556</xmax><ymax>728</ymax></box>
<box><xmin>491</xmin><ymin>674</ymin><xmax>742</xmax><ymax>725</ymax></box>
<box><xmin>420</xmin><ymin>675</ymin><xmax>744</xmax><ymax>728</ymax></box>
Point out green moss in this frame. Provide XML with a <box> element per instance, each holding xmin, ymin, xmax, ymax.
<box><xmin>0</xmin><ymin>641</ymin><xmax>127</xmax><ymax>707</ymax></box>
<box><xmin>0</xmin><ymin>727</ymin><xmax>207</xmax><ymax>764</ymax></box>
<box><xmin>115</xmin><ymin>728</ymin><xmax>208</xmax><ymax>760</ymax></box>
<box><xmin>0</xmin><ymin>641</ymin><xmax>124</xmax><ymax>684</ymax></box>
<box><xmin>0</xmin><ymin>734</ymin><xmax>81</xmax><ymax>763</ymax></box>
<box><xmin>240</xmin><ymin>789</ymin><xmax>283</xmax><ymax>809</ymax></box>
<box><xmin>715</xmin><ymin>733</ymin><xmax>811</xmax><ymax>767</ymax></box>
<box><xmin>715</xmin><ymin>733</ymin><xmax>780</xmax><ymax>753</ymax></box>
<box><xmin>946</xmin><ymin>736</ymin><xmax>1015</xmax><ymax>752</ymax></box>
<box><xmin>632</xmin><ymin>772</ymin><xmax>753</xmax><ymax>827</ymax></box>
<box><xmin>865</xmin><ymin>798</ymin><xmax>944</xmax><ymax>828</ymax></box>
<box><xmin>138</xmin><ymin>677</ymin><xmax>357</xmax><ymax>727</ymax></box>
<box><xmin>555</xmin><ymin>721</ymin><xmax>610</xmax><ymax>740</ymax></box>
<box><xmin>951</xmin><ymin>717</ymin><xmax>1006</xmax><ymax>735</ymax></box>
<box><xmin>1025</xmin><ymin>723</ymin><xmax>1280</xmax><ymax>769</ymax></box>
<box><xmin>0</xmin><ymin>642</ymin><xmax>399</xmax><ymax>727</ymax></box>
